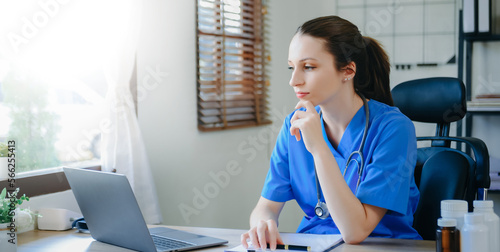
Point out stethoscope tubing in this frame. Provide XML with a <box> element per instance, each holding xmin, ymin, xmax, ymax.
<box><xmin>315</xmin><ymin>93</ymin><xmax>370</xmax><ymax>218</ymax></box>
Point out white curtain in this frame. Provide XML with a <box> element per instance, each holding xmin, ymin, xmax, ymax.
<box><xmin>100</xmin><ymin>0</ymin><xmax>162</xmax><ymax>224</ymax></box>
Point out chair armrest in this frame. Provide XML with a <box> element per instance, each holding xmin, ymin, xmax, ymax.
<box><xmin>417</xmin><ymin>136</ymin><xmax>490</xmax><ymax>189</ymax></box>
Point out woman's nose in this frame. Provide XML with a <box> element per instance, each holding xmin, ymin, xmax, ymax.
<box><xmin>289</xmin><ymin>70</ymin><xmax>304</xmax><ymax>87</ymax></box>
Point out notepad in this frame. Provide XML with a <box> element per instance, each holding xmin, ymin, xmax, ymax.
<box><xmin>226</xmin><ymin>233</ymin><xmax>343</xmax><ymax>252</ymax></box>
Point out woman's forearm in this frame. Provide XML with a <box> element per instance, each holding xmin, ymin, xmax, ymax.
<box><xmin>312</xmin><ymin>147</ymin><xmax>386</xmax><ymax>244</ymax></box>
<box><xmin>249</xmin><ymin>197</ymin><xmax>284</xmax><ymax>228</ymax></box>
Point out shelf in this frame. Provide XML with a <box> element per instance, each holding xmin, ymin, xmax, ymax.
<box><xmin>464</xmin><ymin>34</ymin><xmax>500</xmax><ymax>42</ymax></box>
<box><xmin>467</xmin><ymin>101</ymin><xmax>500</xmax><ymax>112</ymax></box>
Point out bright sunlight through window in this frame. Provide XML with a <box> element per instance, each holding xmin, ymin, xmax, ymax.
<box><xmin>0</xmin><ymin>0</ymin><xmax>124</xmax><ymax>173</ymax></box>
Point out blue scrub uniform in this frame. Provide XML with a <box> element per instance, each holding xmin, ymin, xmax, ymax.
<box><xmin>261</xmin><ymin>99</ymin><xmax>421</xmax><ymax>239</ymax></box>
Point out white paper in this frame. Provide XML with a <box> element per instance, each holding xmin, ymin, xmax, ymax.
<box><xmin>226</xmin><ymin>233</ymin><xmax>343</xmax><ymax>252</ymax></box>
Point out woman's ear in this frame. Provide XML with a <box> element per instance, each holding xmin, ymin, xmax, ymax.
<box><xmin>344</xmin><ymin>62</ymin><xmax>356</xmax><ymax>79</ymax></box>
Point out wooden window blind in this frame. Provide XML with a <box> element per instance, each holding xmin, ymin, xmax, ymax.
<box><xmin>196</xmin><ymin>0</ymin><xmax>271</xmax><ymax>131</ymax></box>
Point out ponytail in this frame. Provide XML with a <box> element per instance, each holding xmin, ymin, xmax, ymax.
<box><xmin>297</xmin><ymin>16</ymin><xmax>394</xmax><ymax>106</ymax></box>
<box><xmin>357</xmin><ymin>36</ymin><xmax>393</xmax><ymax>106</ymax></box>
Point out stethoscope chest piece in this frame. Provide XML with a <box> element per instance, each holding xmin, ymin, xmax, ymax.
<box><xmin>315</xmin><ymin>201</ymin><xmax>330</xmax><ymax>219</ymax></box>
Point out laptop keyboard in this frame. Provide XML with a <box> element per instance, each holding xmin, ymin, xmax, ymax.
<box><xmin>151</xmin><ymin>234</ymin><xmax>196</xmax><ymax>251</ymax></box>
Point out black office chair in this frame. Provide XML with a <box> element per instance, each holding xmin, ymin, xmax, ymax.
<box><xmin>391</xmin><ymin>77</ymin><xmax>490</xmax><ymax>240</ymax></box>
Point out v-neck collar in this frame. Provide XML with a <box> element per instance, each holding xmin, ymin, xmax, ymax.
<box><xmin>320</xmin><ymin>100</ymin><xmax>370</xmax><ymax>159</ymax></box>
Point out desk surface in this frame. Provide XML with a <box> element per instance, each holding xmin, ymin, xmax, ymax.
<box><xmin>18</xmin><ymin>225</ymin><xmax>435</xmax><ymax>252</ymax></box>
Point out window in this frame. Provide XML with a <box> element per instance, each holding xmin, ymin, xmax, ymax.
<box><xmin>196</xmin><ymin>0</ymin><xmax>271</xmax><ymax>131</ymax></box>
<box><xmin>0</xmin><ymin>1</ymin><xmax>107</xmax><ymax>176</ymax></box>
<box><xmin>0</xmin><ymin>0</ymin><xmax>137</xmax><ymax>197</ymax></box>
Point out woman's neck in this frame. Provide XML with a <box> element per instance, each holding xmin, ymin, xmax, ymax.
<box><xmin>320</xmin><ymin>92</ymin><xmax>365</xmax><ymax>148</ymax></box>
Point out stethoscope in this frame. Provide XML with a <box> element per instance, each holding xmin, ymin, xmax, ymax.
<box><xmin>314</xmin><ymin>94</ymin><xmax>370</xmax><ymax>219</ymax></box>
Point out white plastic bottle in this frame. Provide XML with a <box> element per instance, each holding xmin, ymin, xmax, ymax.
<box><xmin>473</xmin><ymin>200</ymin><xmax>500</xmax><ymax>252</ymax></box>
<box><xmin>441</xmin><ymin>200</ymin><xmax>468</xmax><ymax>230</ymax></box>
<box><xmin>461</xmin><ymin>213</ymin><xmax>489</xmax><ymax>252</ymax></box>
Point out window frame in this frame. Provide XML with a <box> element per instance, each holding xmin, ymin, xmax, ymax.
<box><xmin>0</xmin><ymin>165</ymin><xmax>100</xmax><ymax>198</ymax></box>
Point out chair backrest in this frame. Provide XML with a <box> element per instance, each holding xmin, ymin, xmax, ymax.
<box><xmin>391</xmin><ymin>77</ymin><xmax>490</xmax><ymax>240</ymax></box>
<box><xmin>392</xmin><ymin>77</ymin><xmax>466</xmax><ymax>144</ymax></box>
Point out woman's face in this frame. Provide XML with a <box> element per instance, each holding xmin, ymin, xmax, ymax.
<box><xmin>288</xmin><ymin>34</ymin><xmax>350</xmax><ymax>106</ymax></box>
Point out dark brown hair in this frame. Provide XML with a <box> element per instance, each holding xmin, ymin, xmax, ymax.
<box><xmin>296</xmin><ymin>16</ymin><xmax>393</xmax><ymax>106</ymax></box>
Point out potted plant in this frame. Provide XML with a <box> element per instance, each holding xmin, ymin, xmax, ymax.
<box><xmin>0</xmin><ymin>188</ymin><xmax>30</xmax><ymax>241</ymax></box>
<box><xmin>1</xmin><ymin>187</ymin><xmax>29</xmax><ymax>220</ymax></box>
<box><xmin>0</xmin><ymin>143</ymin><xmax>8</xmax><ymax>180</ymax></box>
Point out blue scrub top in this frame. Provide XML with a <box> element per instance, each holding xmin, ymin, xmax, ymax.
<box><xmin>261</xmin><ymin>99</ymin><xmax>421</xmax><ymax>239</ymax></box>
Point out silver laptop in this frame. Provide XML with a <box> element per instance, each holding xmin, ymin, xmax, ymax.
<box><xmin>63</xmin><ymin>167</ymin><xmax>228</xmax><ymax>252</ymax></box>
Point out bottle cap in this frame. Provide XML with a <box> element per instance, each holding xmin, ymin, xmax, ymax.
<box><xmin>437</xmin><ymin>218</ymin><xmax>457</xmax><ymax>227</ymax></box>
<box><xmin>464</xmin><ymin>213</ymin><xmax>484</xmax><ymax>225</ymax></box>
<box><xmin>441</xmin><ymin>200</ymin><xmax>468</xmax><ymax>216</ymax></box>
<box><xmin>473</xmin><ymin>200</ymin><xmax>493</xmax><ymax>209</ymax></box>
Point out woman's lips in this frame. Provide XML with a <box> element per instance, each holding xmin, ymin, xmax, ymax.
<box><xmin>296</xmin><ymin>92</ymin><xmax>309</xmax><ymax>98</ymax></box>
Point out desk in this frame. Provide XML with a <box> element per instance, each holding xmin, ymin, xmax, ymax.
<box><xmin>18</xmin><ymin>226</ymin><xmax>435</xmax><ymax>252</ymax></box>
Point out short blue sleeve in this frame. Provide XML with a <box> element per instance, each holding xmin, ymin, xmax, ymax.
<box><xmin>261</xmin><ymin>118</ymin><xmax>294</xmax><ymax>202</ymax></box>
<box><xmin>356</xmin><ymin>114</ymin><xmax>417</xmax><ymax>215</ymax></box>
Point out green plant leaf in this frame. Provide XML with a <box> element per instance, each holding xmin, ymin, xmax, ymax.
<box><xmin>0</xmin><ymin>188</ymin><xmax>6</xmax><ymax>199</ymax></box>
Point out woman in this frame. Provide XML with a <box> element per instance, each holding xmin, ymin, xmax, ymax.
<box><xmin>241</xmin><ymin>16</ymin><xmax>421</xmax><ymax>249</ymax></box>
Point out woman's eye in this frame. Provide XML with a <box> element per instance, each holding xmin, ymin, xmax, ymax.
<box><xmin>288</xmin><ymin>66</ymin><xmax>294</xmax><ymax>70</ymax></box>
<box><xmin>304</xmin><ymin>66</ymin><xmax>316</xmax><ymax>70</ymax></box>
